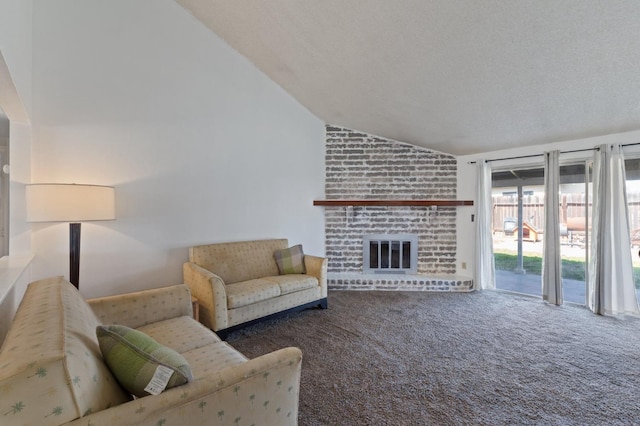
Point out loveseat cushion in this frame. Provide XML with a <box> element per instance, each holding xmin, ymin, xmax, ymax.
<box><xmin>182</xmin><ymin>342</ymin><xmax>249</xmax><ymax>377</ymax></box>
<box><xmin>97</xmin><ymin>325</ymin><xmax>193</xmax><ymax>397</ymax></box>
<box><xmin>264</xmin><ymin>274</ymin><xmax>318</xmax><ymax>295</ymax></box>
<box><xmin>0</xmin><ymin>277</ymin><xmax>130</xmax><ymax>425</ymax></box>
<box><xmin>138</xmin><ymin>318</ymin><xmax>248</xmax><ymax>378</ymax></box>
<box><xmin>136</xmin><ymin>316</ymin><xmax>221</xmax><ymax>353</ymax></box>
<box><xmin>226</xmin><ymin>279</ymin><xmax>281</xmax><ymax>308</ymax></box>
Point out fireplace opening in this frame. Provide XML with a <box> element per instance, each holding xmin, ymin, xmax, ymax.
<box><xmin>363</xmin><ymin>234</ymin><xmax>418</xmax><ymax>274</ymax></box>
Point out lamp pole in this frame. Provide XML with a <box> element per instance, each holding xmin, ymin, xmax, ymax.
<box><xmin>69</xmin><ymin>223</ymin><xmax>81</xmax><ymax>289</ymax></box>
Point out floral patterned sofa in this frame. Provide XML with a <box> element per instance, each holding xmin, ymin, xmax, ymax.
<box><xmin>0</xmin><ymin>276</ymin><xmax>302</xmax><ymax>425</ymax></box>
<box><xmin>183</xmin><ymin>239</ymin><xmax>327</xmax><ymax>338</ymax></box>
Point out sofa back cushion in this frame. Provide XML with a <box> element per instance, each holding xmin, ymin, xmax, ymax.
<box><xmin>190</xmin><ymin>239</ymin><xmax>288</xmax><ymax>284</ymax></box>
<box><xmin>0</xmin><ymin>277</ymin><xmax>130</xmax><ymax>425</ymax></box>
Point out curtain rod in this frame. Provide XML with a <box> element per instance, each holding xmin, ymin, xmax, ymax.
<box><xmin>622</xmin><ymin>141</ymin><xmax>640</xmax><ymax>148</ymax></box>
<box><xmin>467</xmin><ymin>147</ymin><xmax>598</xmax><ymax>165</ymax></box>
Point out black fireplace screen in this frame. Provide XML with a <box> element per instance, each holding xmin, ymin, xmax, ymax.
<box><xmin>364</xmin><ymin>234</ymin><xmax>417</xmax><ymax>274</ymax></box>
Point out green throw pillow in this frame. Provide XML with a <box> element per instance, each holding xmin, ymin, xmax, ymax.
<box><xmin>274</xmin><ymin>244</ymin><xmax>306</xmax><ymax>274</ymax></box>
<box><xmin>96</xmin><ymin>325</ymin><xmax>193</xmax><ymax>397</ymax></box>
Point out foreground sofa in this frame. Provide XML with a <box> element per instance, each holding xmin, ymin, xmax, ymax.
<box><xmin>0</xmin><ymin>276</ymin><xmax>302</xmax><ymax>425</ymax></box>
<box><xmin>184</xmin><ymin>239</ymin><xmax>327</xmax><ymax>338</ymax></box>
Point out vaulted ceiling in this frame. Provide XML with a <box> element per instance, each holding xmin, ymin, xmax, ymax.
<box><xmin>174</xmin><ymin>0</ymin><xmax>640</xmax><ymax>155</ymax></box>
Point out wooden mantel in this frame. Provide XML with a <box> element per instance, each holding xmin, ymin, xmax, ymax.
<box><xmin>313</xmin><ymin>199</ymin><xmax>473</xmax><ymax>207</ymax></box>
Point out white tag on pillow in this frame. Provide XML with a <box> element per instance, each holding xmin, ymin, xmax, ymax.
<box><xmin>144</xmin><ymin>365</ymin><xmax>174</xmax><ymax>395</ymax></box>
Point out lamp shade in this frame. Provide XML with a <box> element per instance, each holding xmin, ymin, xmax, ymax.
<box><xmin>26</xmin><ymin>184</ymin><xmax>115</xmax><ymax>222</ymax></box>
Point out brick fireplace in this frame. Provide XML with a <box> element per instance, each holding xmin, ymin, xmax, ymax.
<box><xmin>323</xmin><ymin>125</ymin><xmax>473</xmax><ymax>291</ymax></box>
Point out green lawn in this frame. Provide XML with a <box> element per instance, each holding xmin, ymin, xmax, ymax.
<box><xmin>493</xmin><ymin>253</ymin><xmax>640</xmax><ymax>289</ymax></box>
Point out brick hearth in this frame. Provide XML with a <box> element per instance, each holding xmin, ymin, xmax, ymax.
<box><xmin>328</xmin><ymin>273</ymin><xmax>473</xmax><ymax>292</ymax></box>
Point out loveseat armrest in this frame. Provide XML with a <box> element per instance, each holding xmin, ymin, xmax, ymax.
<box><xmin>183</xmin><ymin>262</ymin><xmax>229</xmax><ymax>331</ymax></box>
<box><xmin>304</xmin><ymin>255</ymin><xmax>328</xmax><ymax>298</ymax></box>
<box><xmin>66</xmin><ymin>347</ymin><xmax>303</xmax><ymax>426</ymax></box>
<box><xmin>88</xmin><ymin>284</ymin><xmax>193</xmax><ymax>328</ymax></box>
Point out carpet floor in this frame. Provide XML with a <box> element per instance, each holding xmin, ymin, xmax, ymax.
<box><xmin>227</xmin><ymin>290</ymin><xmax>640</xmax><ymax>425</ymax></box>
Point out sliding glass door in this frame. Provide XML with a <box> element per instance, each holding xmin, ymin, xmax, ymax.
<box><xmin>624</xmin><ymin>157</ymin><xmax>640</xmax><ymax>304</ymax></box>
<box><xmin>492</xmin><ymin>167</ymin><xmax>544</xmax><ymax>297</ymax></box>
<box><xmin>558</xmin><ymin>163</ymin><xmax>589</xmax><ymax>304</ymax></box>
<box><xmin>491</xmin><ymin>163</ymin><xmax>590</xmax><ymax>304</ymax></box>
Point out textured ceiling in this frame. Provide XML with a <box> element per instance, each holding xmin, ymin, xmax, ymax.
<box><xmin>174</xmin><ymin>0</ymin><xmax>640</xmax><ymax>155</ymax></box>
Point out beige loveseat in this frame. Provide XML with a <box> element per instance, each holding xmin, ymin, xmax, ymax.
<box><xmin>183</xmin><ymin>239</ymin><xmax>327</xmax><ymax>338</ymax></box>
<box><xmin>0</xmin><ymin>276</ymin><xmax>302</xmax><ymax>426</ymax></box>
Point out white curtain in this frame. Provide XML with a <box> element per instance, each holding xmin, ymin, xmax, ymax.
<box><xmin>588</xmin><ymin>144</ymin><xmax>640</xmax><ymax>316</ymax></box>
<box><xmin>475</xmin><ymin>160</ymin><xmax>495</xmax><ymax>290</ymax></box>
<box><xmin>542</xmin><ymin>150</ymin><xmax>562</xmax><ymax>305</ymax></box>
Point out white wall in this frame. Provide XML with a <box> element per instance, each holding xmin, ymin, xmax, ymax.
<box><xmin>31</xmin><ymin>0</ymin><xmax>326</xmax><ymax>298</ymax></box>
<box><xmin>0</xmin><ymin>0</ymin><xmax>32</xmax><ymax>117</ymax></box>
<box><xmin>456</xmin><ymin>129</ymin><xmax>640</xmax><ymax>281</ymax></box>
<box><xmin>0</xmin><ymin>0</ymin><xmax>33</xmax><ymax>255</ymax></box>
<box><xmin>0</xmin><ymin>0</ymin><xmax>34</xmax><ymax>341</ymax></box>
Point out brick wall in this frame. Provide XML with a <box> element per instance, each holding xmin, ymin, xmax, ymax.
<box><xmin>324</xmin><ymin>125</ymin><xmax>458</xmax><ymax>277</ymax></box>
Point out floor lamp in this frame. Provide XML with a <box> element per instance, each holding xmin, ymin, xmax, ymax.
<box><xmin>26</xmin><ymin>183</ymin><xmax>115</xmax><ymax>289</ymax></box>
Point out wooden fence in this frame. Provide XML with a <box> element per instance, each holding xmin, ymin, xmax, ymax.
<box><xmin>492</xmin><ymin>192</ymin><xmax>640</xmax><ymax>235</ymax></box>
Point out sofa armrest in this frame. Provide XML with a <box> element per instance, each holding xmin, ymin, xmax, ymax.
<box><xmin>88</xmin><ymin>284</ymin><xmax>193</xmax><ymax>328</ymax></box>
<box><xmin>66</xmin><ymin>347</ymin><xmax>303</xmax><ymax>426</ymax></box>
<box><xmin>304</xmin><ymin>255</ymin><xmax>328</xmax><ymax>298</ymax></box>
<box><xmin>183</xmin><ymin>262</ymin><xmax>229</xmax><ymax>331</ymax></box>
